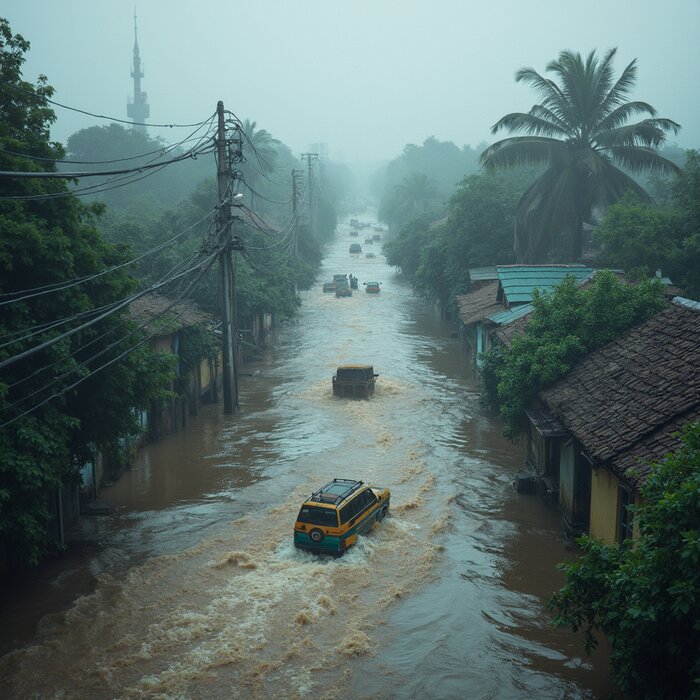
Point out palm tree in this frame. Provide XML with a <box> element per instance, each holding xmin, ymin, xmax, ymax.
<box><xmin>239</xmin><ymin>119</ymin><xmax>280</xmax><ymax>209</ymax></box>
<box><xmin>379</xmin><ymin>173</ymin><xmax>440</xmax><ymax>230</ymax></box>
<box><xmin>480</xmin><ymin>49</ymin><xmax>681</xmax><ymax>262</ymax></box>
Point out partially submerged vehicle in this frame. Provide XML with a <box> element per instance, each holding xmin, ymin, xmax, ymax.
<box><xmin>294</xmin><ymin>478</ymin><xmax>390</xmax><ymax>555</ymax></box>
<box><xmin>364</xmin><ymin>281</ymin><xmax>381</xmax><ymax>294</ymax></box>
<box><xmin>349</xmin><ymin>243</ymin><xmax>362</xmax><ymax>254</ymax></box>
<box><xmin>332</xmin><ymin>365</ymin><xmax>378</xmax><ymax>398</ymax></box>
<box><xmin>322</xmin><ymin>281</ymin><xmax>335</xmax><ymax>292</ymax></box>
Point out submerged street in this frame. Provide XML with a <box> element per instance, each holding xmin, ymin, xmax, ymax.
<box><xmin>1</xmin><ymin>219</ymin><xmax>615</xmax><ymax>698</ymax></box>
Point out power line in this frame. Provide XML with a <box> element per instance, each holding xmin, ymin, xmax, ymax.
<box><xmin>0</xmin><ymin>130</ymin><xmax>215</xmax><ymax>167</ymax></box>
<box><xmin>5</xmin><ymin>246</ymin><xmax>209</xmax><ymax>388</ymax></box>
<box><xmin>0</xmin><ymin>148</ymin><xmax>212</xmax><ymax>178</ymax></box>
<box><xmin>0</xmin><ymin>250</ymin><xmax>219</xmax><ymax>372</ymax></box>
<box><xmin>3</xmin><ymin>252</ymin><xmax>217</xmax><ymax>415</ymax></box>
<box><xmin>0</xmin><ymin>79</ymin><xmax>215</xmax><ymax>129</ymax></box>
<box><xmin>0</xmin><ymin>209</ymin><xmax>215</xmax><ymax>304</ymax></box>
<box><xmin>0</xmin><ymin>254</ymin><xmax>219</xmax><ymax>430</ymax></box>
<box><xmin>0</xmin><ymin>146</ymin><xmax>215</xmax><ymax>202</ymax></box>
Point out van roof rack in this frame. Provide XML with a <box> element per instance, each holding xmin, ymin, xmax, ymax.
<box><xmin>309</xmin><ymin>478</ymin><xmax>363</xmax><ymax>506</ymax></box>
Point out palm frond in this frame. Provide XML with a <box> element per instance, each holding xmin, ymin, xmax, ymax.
<box><xmin>529</xmin><ymin>104</ymin><xmax>574</xmax><ymax>134</ymax></box>
<box><xmin>608</xmin><ymin>146</ymin><xmax>683</xmax><ymax>175</ymax></box>
<box><xmin>593</xmin><ymin>160</ymin><xmax>651</xmax><ymax>203</ymax></box>
<box><xmin>596</xmin><ymin>119</ymin><xmax>681</xmax><ymax>149</ymax></box>
<box><xmin>515</xmin><ymin>67</ymin><xmax>561</xmax><ymax>104</ymax></box>
<box><xmin>589</xmin><ymin>48</ymin><xmax>618</xmax><ymax>115</ymax></box>
<box><xmin>594</xmin><ymin>57</ymin><xmax>639</xmax><ymax>123</ymax></box>
<box><xmin>593</xmin><ymin>101</ymin><xmax>657</xmax><ymax>134</ymax></box>
<box><xmin>490</xmin><ymin>111</ymin><xmax>570</xmax><ymax>138</ymax></box>
<box><xmin>516</xmin><ymin>164</ymin><xmax>579</xmax><ymax>261</ymax></box>
<box><xmin>480</xmin><ymin>137</ymin><xmax>567</xmax><ymax>170</ymax></box>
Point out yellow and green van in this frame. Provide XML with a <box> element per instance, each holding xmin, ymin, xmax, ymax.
<box><xmin>294</xmin><ymin>478</ymin><xmax>390</xmax><ymax>555</ymax></box>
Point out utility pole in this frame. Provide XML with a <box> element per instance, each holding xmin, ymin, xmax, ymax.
<box><xmin>291</xmin><ymin>168</ymin><xmax>303</xmax><ymax>295</ymax></box>
<box><xmin>301</xmin><ymin>153</ymin><xmax>318</xmax><ymax>236</ymax></box>
<box><xmin>216</xmin><ymin>100</ymin><xmax>237</xmax><ymax>414</ymax></box>
<box><xmin>291</xmin><ymin>168</ymin><xmax>303</xmax><ymax>260</ymax></box>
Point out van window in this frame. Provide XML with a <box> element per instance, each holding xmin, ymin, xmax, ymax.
<box><xmin>340</xmin><ymin>498</ymin><xmax>362</xmax><ymax>524</ymax></box>
<box><xmin>297</xmin><ymin>506</ymin><xmax>338</xmax><ymax>527</ymax></box>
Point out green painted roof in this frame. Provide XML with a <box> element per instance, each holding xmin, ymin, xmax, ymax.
<box><xmin>496</xmin><ymin>265</ymin><xmax>594</xmax><ymax>305</ymax></box>
<box><xmin>488</xmin><ymin>302</ymin><xmax>534</xmax><ymax>326</ymax></box>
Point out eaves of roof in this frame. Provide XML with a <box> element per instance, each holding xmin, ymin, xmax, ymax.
<box><xmin>455</xmin><ymin>281</ymin><xmax>502</xmax><ymax>326</ymax></box>
<box><xmin>540</xmin><ymin>299</ymin><xmax>700</xmax><ymax>486</ymax></box>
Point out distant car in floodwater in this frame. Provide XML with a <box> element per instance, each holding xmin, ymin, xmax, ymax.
<box><xmin>349</xmin><ymin>243</ymin><xmax>362</xmax><ymax>254</ymax></box>
<box><xmin>332</xmin><ymin>365</ymin><xmax>378</xmax><ymax>398</ymax></box>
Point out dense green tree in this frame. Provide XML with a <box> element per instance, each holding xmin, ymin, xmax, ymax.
<box><xmin>386</xmin><ymin>168</ymin><xmax>535</xmax><ymax>313</ymax></box>
<box><xmin>481</xmin><ymin>271</ymin><xmax>665</xmax><ymax>438</ymax></box>
<box><xmin>378</xmin><ymin>173</ymin><xmax>441</xmax><ymax>230</ymax></box>
<box><xmin>383</xmin><ymin>211</ymin><xmax>436</xmax><ymax>278</ymax></box>
<box><xmin>65</xmin><ymin>123</ymin><xmax>212</xmax><ymax>214</ymax></box>
<box><xmin>594</xmin><ymin>192</ymin><xmax>683</xmax><ymax>275</ymax></box>
<box><xmin>442</xmin><ymin>168</ymin><xmax>537</xmax><ymax>266</ymax></box>
<box><xmin>378</xmin><ymin>136</ymin><xmax>481</xmax><ymax>195</ymax></box>
<box><xmin>376</xmin><ymin>137</ymin><xmax>482</xmax><ymax>229</ymax></box>
<box><xmin>0</xmin><ymin>19</ymin><xmax>174</xmax><ymax>566</ymax></box>
<box><xmin>481</xmin><ymin>49</ymin><xmax>681</xmax><ymax>262</ymax></box>
<box><xmin>550</xmin><ymin>421</ymin><xmax>700</xmax><ymax>699</ymax></box>
<box><xmin>595</xmin><ymin>150</ymin><xmax>700</xmax><ymax>298</ymax></box>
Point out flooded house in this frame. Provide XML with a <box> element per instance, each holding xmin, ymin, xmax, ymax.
<box><xmin>520</xmin><ymin>297</ymin><xmax>700</xmax><ymax>541</ymax></box>
<box><xmin>456</xmin><ymin>264</ymin><xmax>593</xmax><ymax>369</ymax></box>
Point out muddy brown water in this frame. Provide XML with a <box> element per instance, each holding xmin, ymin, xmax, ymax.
<box><xmin>0</xmin><ymin>219</ymin><xmax>617</xmax><ymax>698</ymax></box>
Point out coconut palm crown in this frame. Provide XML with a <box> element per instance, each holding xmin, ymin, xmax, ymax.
<box><xmin>480</xmin><ymin>49</ymin><xmax>681</xmax><ymax>262</ymax></box>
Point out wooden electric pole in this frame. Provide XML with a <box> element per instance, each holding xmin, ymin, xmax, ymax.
<box><xmin>301</xmin><ymin>153</ymin><xmax>318</xmax><ymax>236</ymax></box>
<box><xmin>216</xmin><ymin>100</ymin><xmax>237</xmax><ymax>414</ymax></box>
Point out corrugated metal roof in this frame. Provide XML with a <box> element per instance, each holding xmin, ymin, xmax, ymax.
<box><xmin>468</xmin><ymin>266</ymin><xmax>498</xmax><ymax>282</ymax></box>
<box><xmin>496</xmin><ymin>265</ymin><xmax>594</xmax><ymax>305</ymax></box>
<box><xmin>672</xmin><ymin>296</ymin><xmax>700</xmax><ymax>312</ymax></box>
<box><xmin>488</xmin><ymin>302</ymin><xmax>534</xmax><ymax>326</ymax></box>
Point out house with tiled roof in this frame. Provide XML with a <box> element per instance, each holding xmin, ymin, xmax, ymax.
<box><xmin>128</xmin><ymin>293</ymin><xmax>221</xmax><ymax>438</ymax></box>
<box><xmin>523</xmin><ymin>297</ymin><xmax>700</xmax><ymax>543</ymax></box>
<box><xmin>455</xmin><ymin>264</ymin><xmax>593</xmax><ymax>369</ymax></box>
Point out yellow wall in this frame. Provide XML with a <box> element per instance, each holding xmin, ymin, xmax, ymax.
<box><xmin>154</xmin><ymin>336</ymin><xmax>172</xmax><ymax>354</ymax></box>
<box><xmin>589</xmin><ymin>468</ymin><xmax>619</xmax><ymax>544</ymax></box>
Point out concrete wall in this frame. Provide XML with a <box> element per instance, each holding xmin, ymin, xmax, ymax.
<box><xmin>589</xmin><ymin>468</ymin><xmax>620</xmax><ymax>544</ymax></box>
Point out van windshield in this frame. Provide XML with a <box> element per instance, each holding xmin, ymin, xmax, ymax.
<box><xmin>297</xmin><ymin>506</ymin><xmax>338</xmax><ymax>527</ymax></box>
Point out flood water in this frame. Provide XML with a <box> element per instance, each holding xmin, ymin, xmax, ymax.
<box><xmin>0</xmin><ymin>218</ymin><xmax>616</xmax><ymax>698</ymax></box>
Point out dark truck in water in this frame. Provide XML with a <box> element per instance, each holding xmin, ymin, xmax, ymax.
<box><xmin>332</xmin><ymin>365</ymin><xmax>378</xmax><ymax>398</ymax></box>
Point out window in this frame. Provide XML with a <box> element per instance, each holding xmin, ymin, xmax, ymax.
<box><xmin>297</xmin><ymin>506</ymin><xmax>338</xmax><ymax>527</ymax></box>
<box><xmin>341</xmin><ymin>497</ymin><xmax>363</xmax><ymax>524</ymax></box>
<box><xmin>619</xmin><ymin>486</ymin><xmax>634</xmax><ymax>543</ymax></box>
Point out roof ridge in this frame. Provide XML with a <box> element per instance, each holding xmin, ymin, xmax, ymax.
<box><xmin>672</xmin><ymin>296</ymin><xmax>700</xmax><ymax>312</ymax></box>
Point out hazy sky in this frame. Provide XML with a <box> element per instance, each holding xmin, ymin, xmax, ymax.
<box><xmin>3</xmin><ymin>1</ymin><xmax>699</xmax><ymax>163</ymax></box>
